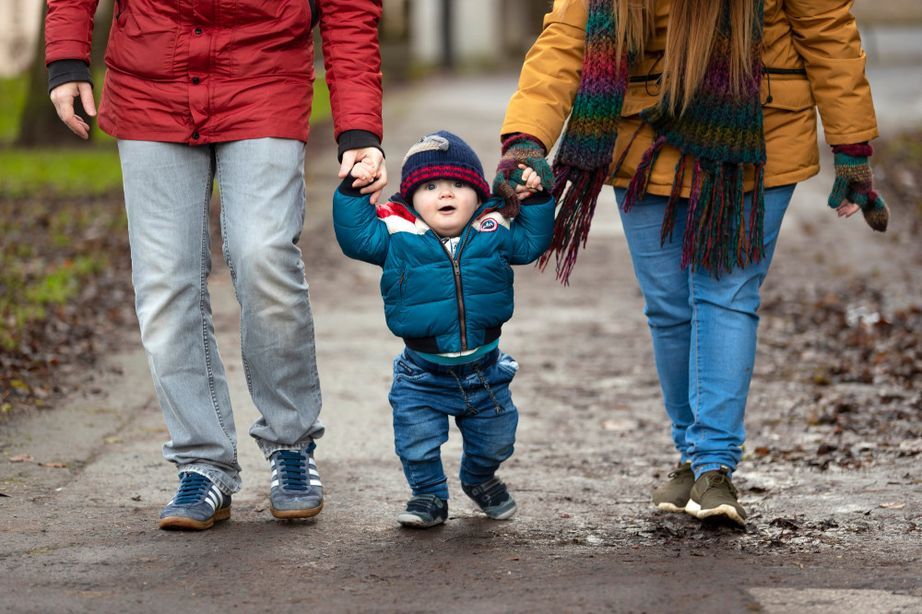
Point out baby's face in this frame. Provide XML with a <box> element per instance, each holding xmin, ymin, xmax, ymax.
<box><xmin>412</xmin><ymin>179</ymin><xmax>480</xmax><ymax>237</ymax></box>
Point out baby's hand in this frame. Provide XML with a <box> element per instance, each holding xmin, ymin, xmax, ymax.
<box><xmin>350</xmin><ymin>156</ymin><xmax>378</xmax><ymax>186</ymax></box>
<box><xmin>514</xmin><ymin>164</ymin><xmax>545</xmax><ymax>200</ymax></box>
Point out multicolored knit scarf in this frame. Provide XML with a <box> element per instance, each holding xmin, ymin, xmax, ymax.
<box><xmin>543</xmin><ymin>0</ymin><xmax>766</xmax><ymax>283</ymax></box>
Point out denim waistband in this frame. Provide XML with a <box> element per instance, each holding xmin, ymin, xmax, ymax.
<box><xmin>404</xmin><ymin>347</ymin><xmax>499</xmax><ymax>376</ymax></box>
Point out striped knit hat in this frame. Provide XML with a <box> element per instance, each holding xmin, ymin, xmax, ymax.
<box><xmin>400</xmin><ymin>131</ymin><xmax>490</xmax><ymax>204</ymax></box>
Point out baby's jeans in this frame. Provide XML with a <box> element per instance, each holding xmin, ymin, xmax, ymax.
<box><xmin>388</xmin><ymin>348</ymin><xmax>520</xmax><ymax>500</ymax></box>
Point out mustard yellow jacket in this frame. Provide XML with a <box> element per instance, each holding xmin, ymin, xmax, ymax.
<box><xmin>501</xmin><ymin>0</ymin><xmax>879</xmax><ymax>196</ymax></box>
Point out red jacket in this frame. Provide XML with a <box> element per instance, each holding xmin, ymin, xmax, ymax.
<box><xmin>45</xmin><ymin>0</ymin><xmax>383</xmax><ymax>150</ymax></box>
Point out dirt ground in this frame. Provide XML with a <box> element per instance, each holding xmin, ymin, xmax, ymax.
<box><xmin>2</xmin><ymin>57</ymin><xmax>922</xmax><ymax>612</ymax></box>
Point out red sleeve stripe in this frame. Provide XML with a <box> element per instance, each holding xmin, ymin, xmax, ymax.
<box><xmin>375</xmin><ymin>201</ymin><xmax>418</xmax><ymax>223</ymax></box>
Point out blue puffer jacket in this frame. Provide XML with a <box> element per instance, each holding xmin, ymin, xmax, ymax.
<box><xmin>333</xmin><ymin>180</ymin><xmax>555</xmax><ymax>353</ymax></box>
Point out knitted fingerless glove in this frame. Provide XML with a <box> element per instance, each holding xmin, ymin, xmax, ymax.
<box><xmin>827</xmin><ymin>143</ymin><xmax>889</xmax><ymax>232</ymax></box>
<box><xmin>492</xmin><ymin>133</ymin><xmax>554</xmax><ymax>217</ymax></box>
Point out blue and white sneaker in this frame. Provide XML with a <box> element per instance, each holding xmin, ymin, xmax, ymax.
<box><xmin>269</xmin><ymin>447</ymin><xmax>323</xmax><ymax>519</ymax></box>
<box><xmin>462</xmin><ymin>477</ymin><xmax>517</xmax><ymax>520</ymax></box>
<box><xmin>397</xmin><ymin>494</ymin><xmax>448</xmax><ymax>529</ymax></box>
<box><xmin>159</xmin><ymin>472</ymin><xmax>231</xmax><ymax>531</ymax></box>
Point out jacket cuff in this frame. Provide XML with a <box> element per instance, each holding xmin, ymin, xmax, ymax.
<box><xmin>337</xmin><ymin>129</ymin><xmax>383</xmax><ymax>161</ymax></box>
<box><xmin>831</xmin><ymin>143</ymin><xmax>872</xmax><ymax>157</ymax></box>
<box><xmin>521</xmin><ymin>192</ymin><xmax>554</xmax><ymax>206</ymax></box>
<box><xmin>48</xmin><ymin>60</ymin><xmax>93</xmax><ymax>94</ymax></box>
<box><xmin>337</xmin><ymin>176</ymin><xmax>366</xmax><ymax>197</ymax></box>
<box><xmin>501</xmin><ymin>132</ymin><xmax>548</xmax><ymax>155</ymax></box>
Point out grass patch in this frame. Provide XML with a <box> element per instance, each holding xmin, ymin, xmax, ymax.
<box><xmin>0</xmin><ymin>76</ymin><xmax>28</xmax><ymax>144</ymax></box>
<box><xmin>0</xmin><ymin>199</ymin><xmax>127</xmax><ymax>352</ymax></box>
<box><xmin>0</xmin><ymin>148</ymin><xmax>122</xmax><ymax>199</ymax></box>
<box><xmin>311</xmin><ymin>74</ymin><xmax>332</xmax><ymax>124</ymax></box>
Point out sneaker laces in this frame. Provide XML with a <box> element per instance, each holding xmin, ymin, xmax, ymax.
<box><xmin>703</xmin><ymin>472</ymin><xmax>737</xmax><ymax>496</ymax></box>
<box><xmin>173</xmin><ymin>472</ymin><xmax>211</xmax><ymax>505</ymax></box>
<box><xmin>276</xmin><ymin>450</ymin><xmax>309</xmax><ymax>491</ymax></box>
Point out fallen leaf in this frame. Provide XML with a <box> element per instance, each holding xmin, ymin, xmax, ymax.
<box><xmin>601</xmin><ymin>418</ymin><xmax>636</xmax><ymax>432</ymax></box>
<box><xmin>9</xmin><ymin>379</ymin><xmax>29</xmax><ymax>391</ymax></box>
<box><xmin>103</xmin><ymin>436</ymin><xmax>122</xmax><ymax>445</ymax></box>
<box><xmin>879</xmin><ymin>501</ymin><xmax>905</xmax><ymax>510</ymax></box>
<box><xmin>9</xmin><ymin>454</ymin><xmax>34</xmax><ymax>463</ymax></box>
<box><xmin>130</xmin><ymin>495</ymin><xmax>142</xmax><ymax>502</ymax></box>
<box><xmin>769</xmin><ymin>517</ymin><xmax>802</xmax><ymax>530</ymax></box>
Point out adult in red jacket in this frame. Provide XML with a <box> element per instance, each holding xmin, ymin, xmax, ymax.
<box><xmin>46</xmin><ymin>0</ymin><xmax>387</xmax><ymax>530</ymax></box>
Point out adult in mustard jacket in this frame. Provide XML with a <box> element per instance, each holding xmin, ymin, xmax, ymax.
<box><xmin>497</xmin><ymin>0</ymin><xmax>887</xmax><ymax>526</ymax></box>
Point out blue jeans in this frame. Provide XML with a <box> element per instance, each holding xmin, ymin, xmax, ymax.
<box><xmin>388</xmin><ymin>348</ymin><xmax>520</xmax><ymax>500</ymax></box>
<box><xmin>616</xmin><ymin>184</ymin><xmax>795</xmax><ymax>478</ymax></box>
<box><xmin>118</xmin><ymin>138</ymin><xmax>324</xmax><ymax>494</ymax></box>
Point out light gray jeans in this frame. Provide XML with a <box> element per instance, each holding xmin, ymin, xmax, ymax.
<box><xmin>118</xmin><ymin>138</ymin><xmax>324</xmax><ymax>494</ymax></box>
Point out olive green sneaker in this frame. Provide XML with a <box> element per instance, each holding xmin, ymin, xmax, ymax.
<box><xmin>685</xmin><ymin>469</ymin><xmax>747</xmax><ymax>527</ymax></box>
<box><xmin>652</xmin><ymin>462</ymin><xmax>694</xmax><ymax>513</ymax></box>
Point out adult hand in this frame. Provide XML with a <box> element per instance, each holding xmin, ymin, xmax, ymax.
<box><xmin>492</xmin><ymin>133</ymin><xmax>553</xmax><ymax>197</ymax></box>
<box><xmin>49</xmin><ymin>81</ymin><xmax>96</xmax><ymax>140</ymax></box>
<box><xmin>835</xmin><ymin>201</ymin><xmax>860</xmax><ymax>218</ymax></box>
<box><xmin>339</xmin><ymin>147</ymin><xmax>387</xmax><ymax>204</ymax></box>
<box><xmin>827</xmin><ymin>143</ymin><xmax>889</xmax><ymax>232</ymax></box>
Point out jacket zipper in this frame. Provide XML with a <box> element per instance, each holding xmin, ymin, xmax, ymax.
<box><xmin>437</xmin><ymin>225</ymin><xmax>474</xmax><ymax>351</ymax></box>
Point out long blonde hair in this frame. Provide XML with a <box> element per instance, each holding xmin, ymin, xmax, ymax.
<box><xmin>615</xmin><ymin>0</ymin><xmax>758</xmax><ymax>115</ymax></box>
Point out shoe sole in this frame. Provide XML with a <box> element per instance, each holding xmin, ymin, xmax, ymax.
<box><xmin>397</xmin><ymin>513</ymin><xmax>445</xmax><ymax>529</ymax></box>
<box><xmin>684</xmin><ymin>499</ymin><xmax>746</xmax><ymax>527</ymax></box>
<box><xmin>655</xmin><ymin>501</ymin><xmax>688</xmax><ymax>514</ymax></box>
<box><xmin>270</xmin><ymin>500</ymin><xmax>324</xmax><ymax>519</ymax></box>
<box><xmin>484</xmin><ymin>502</ymin><xmax>517</xmax><ymax>520</ymax></box>
<box><xmin>159</xmin><ymin>507</ymin><xmax>231</xmax><ymax>531</ymax></box>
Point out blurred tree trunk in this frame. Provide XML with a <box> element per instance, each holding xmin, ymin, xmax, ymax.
<box><xmin>16</xmin><ymin>0</ymin><xmax>113</xmax><ymax>147</ymax></box>
<box><xmin>91</xmin><ymin>0</ymin><xmax>114</xmax><ymax>69</ymax></box>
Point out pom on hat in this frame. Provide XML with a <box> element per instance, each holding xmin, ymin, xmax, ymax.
<box><xmin>400</xmin><ymin>131</ymin><xmax>491</xmax><ymax>203</ymax></box>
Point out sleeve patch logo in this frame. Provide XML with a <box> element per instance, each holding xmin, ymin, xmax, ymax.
<box><xmin>479</xmin><ymin>218</ymin><xmax>498</xmax><ymax>232</ymax></box>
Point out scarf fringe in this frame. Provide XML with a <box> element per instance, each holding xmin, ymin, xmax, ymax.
<box><xmin>667</xmin><ymin>160</ymin><xmax>767</xmax><ymax>276</ymax></box>
<box><xmin>621</xmin><ymin>135</ymin><xmax>666</xmax><ymax>212</ymax></box>
<box><xmin>538</xmin><ymin>165</ymin><xmax>607</xmax><ymax>285</ymax></box>
<box><xmin>660</xmin><ymin>154</ymin><xmax>688</xmax><ymax>245</ymax></box>
<box><xmin>749</xmin><ymin>163</ymin><xmax>766</xmax><ymax>263</ymax></box>
<box><xmin>543</xmin><ymin>145</ymin><xmax>767</xmax><ymax>283</ymax></box>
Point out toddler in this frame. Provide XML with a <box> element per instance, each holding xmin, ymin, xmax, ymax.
<box><xmin>333</xmin><ymin>131</ymin><xmax>553</xmax><ymax>527</ymax></box>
